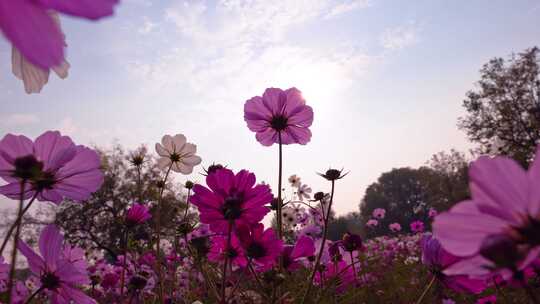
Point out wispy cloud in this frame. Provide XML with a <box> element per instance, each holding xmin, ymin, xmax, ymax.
<box><xmin>0</xmin><ymin>113</ymin><xmax>39</xmax><ymax>127</ymax></box>
<box><xmin>325</xmin><ymin>0</ymin><xmax>371</xmax><ymax>18</ymax></box>
<box><xmin>380</xmin><ymin>22</ymin><xmax>420</xmax><ymax>50</ymax></box>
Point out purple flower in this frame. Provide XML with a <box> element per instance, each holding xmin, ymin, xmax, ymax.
<box><xmin>476</xmin><ymin>295</ymin><xmax>497</xmax><ymax>304</ymax></box>
<box><xmin>389</xmin><ymin>223</ymin><xmax>402</xmax><ymax>232</ymax></box>
<box><xmin>433</xmin><ymin>147</ymin><xmax>540</xmax><ymax>278</ymax></box>
<box><xmin>282</xmin><ymin>236</ymin><xmax>315</xmax><ymax>271</ymax></box>
<box><xmin>237</xmin><ymin>223</ymin><xmax>283</xmax><ymax>268</ymax></box>
<box><xmin>208</xmin><ymin>234</ymin><xmax>248</xmax><ymax>268</ymax></box>
<box><xmin>125</xmin><ymin>202</ymin><xmax>152</xmax><ymax>227</ymax></box>
<box><xmin>421</xmin><ymin>235</ymin><xmax>486</xmax><ymax>294</ymax></box>
<box><xmin>18</xmin><ymin>225</ymin><xmax>95</xmax><ymax>304</ymax></box>
<box><xmin>190</xmin><ymin>168</ymin><xmax>272</xmax><ymax>233</ymax></box>
<box><xmin>244</xmin><ymin>87</ymin><xmax>314</xmax><ymax>146</ymax></box>
<box><xmin>0</xmin><ymin>0</ymin><xmax>118</xmax><ymax>69</ymax></box>
<box><xmin>0</xmin><ymin>131</ymin><xmax>104</xmax><ymax>204</ymax></box>
<box><xmin>372</xmin><ymin>208</ymin><xmax>386</xmax><ymax>219</ymax></box>
<box><xmin>366</xmin><ymin>219</ymin><xmax>378</xmax><ymax>228</ymax></box>
<box><xmin>410</xmin><ymin>221</ymin><xmax>424</xmax><ymax>233</ymax></box>
<box><xmin>314</xmin><ymin>261</ymin><xmax>355</xmax><ymax>293</ymax></box>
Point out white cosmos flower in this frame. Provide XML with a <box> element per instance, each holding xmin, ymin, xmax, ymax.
<box><xmin>11</xmin><ymin>12</ymin><xmax>70</xmax><ymax>94</ymax></box>
<box><xmin>155</xmin><ymin>134</ymin><xmax>202</xmax><ymax>174</ymax></box>
<box><xmin>296</xmin><ymin>183</ymin><xmax>312</xmax><ymax>201</ymax></box>
<box><xmin>288</xmin><ymin>174</ymin><xmax>301</xmax><ymax>187</ymax></box>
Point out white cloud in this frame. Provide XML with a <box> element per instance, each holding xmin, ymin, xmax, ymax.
<box><xmin>325</xmin><ymin>0</ymin><xmax>371</xmax><ymax>18</ymax></box>
<box><xmin>0</xmin><ymin>113</ymin><xmax>39</xmax><ymax>126</ymax></box>
<box><xmin>380</xmin><ymin>23</ymin><xmax>419</xmax><ymax>50</ymax></box>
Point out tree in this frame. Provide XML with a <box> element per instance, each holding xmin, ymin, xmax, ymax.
<box><xmin>54</xmin><ymin>145</ymin><xmax>192</xmax><ymax>260</ymax></box>
<box><xmin>326</xmin><ymin>212</ymin><xmax>362</xmax><ymax>241</ymax></box>
<box><xmin>458</xmin><ymin>47</ymin><xmax>540</xmax><ymax>167</ymax></box>
<box><xmin>358</xmin><ymin>150</ymin><xmax>470</xmax><ymax>238</ymax></box>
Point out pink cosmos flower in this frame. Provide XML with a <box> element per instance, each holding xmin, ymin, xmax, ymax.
<box><xmin>314</xmin><ymin>261</ymin><xmax>355</xmax><ymax>293</ymax></box>
<box><xmin>476</xmin><ymin>295</ymin><xmax>496</xmax><ymax>304</ymax></box>
<box><xmin>0</xmin><ymin>0</ymin><xmax>118</xmax><ymax>69</ymax></box>
<box><xmin>428</xmin><ymin>208</ymin><xmax>438</xmax><ymax>218</ymax></box>
<box><xmin>237</xmin><ymin>223</ymin><xmax>283</xmax><ymax>268</ymax></box>
<box><xmin>18</xmin><ymin>225</ymin><xmax>95</xmax><ymax>304</ymax></box>
<box><xmin>244</xmin><ymin>87</ymin><xmax>314</xmax><ymax>146</ymax></box>
<box><xmin>372</xmin><ymin>208</ymin><xmax>386</xmax><ymax>219</ymax></box>
<box><xmin>11</xmin><ymin>12</ymin><xmax>70</xmax><ymax>94</ymax></box>
<box><xmin>410</xmin><ymin>221</ymin><xmax>424</xmax><ymax>233</ymax></box>
<box><xmin>282</xmin><ymin>236</ymin><xmax>315</xmax><ymax>271</ymax></box>
<box><xmin>421</xmin><ymin>235</ymin><xmax>486</xmax><ymax>294</ymax></box>
<box><xmin>296</xmin><ymin>183</ymin><xmax>312</xmax><ymax>201</ymax></box>
<box><xmin>433</xmin><ymin>147</ymin><xmax>540</xmax><ymax>279</ymax></box>
<box><xmin>190</xmin><ymin>168</ymin><xmax>272</xmax><ymax>233</ymax></box>
<box><xmin>0</xmin><ymin>131</ymin><xmax>104</xmax><ymax>204</ymax></box>
<box><xmin>389</xmin><ymin>223</ymin><xmax>402</xmax><ymax>232</ymax></box>
<box><xmin>208</xmin><ymin>234</ymin><xmax>247</xmax><ymax>268</ymax></box>
<box><xmin>125</xmin><ymin>203</ymin><xmax>152</xmax><ymax>227</ymax></box>
<box><xmin>366</xmin><ymin>219</ymin><xmax>378</xmax><ymax>228</ymax></box>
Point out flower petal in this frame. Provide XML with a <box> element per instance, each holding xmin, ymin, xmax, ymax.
<box><xmin>0</xmin><ymin>0</ymin><xmax>64</xmax><ymax>69</ymax></box>
<box><xmin>36</xmin><ymin>0</ymin><xmax>118</xmax><ymax>20</ymax></box>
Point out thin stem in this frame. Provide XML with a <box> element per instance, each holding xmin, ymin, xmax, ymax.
<box><xmin>24</xmin><ymin>286</ymin><xmax>44</xmax><ymax>304</ymax></box>
<box><xmin>301</xmin><ymin>180</ymin><xmax>335</xmax><ymax>304</ymax></box>
<box><xmin>155</xmin><ymin>164</ymin><xmax>173</xmax><ymax>303</ymax></box>
<box><xmin>349</xmin><ymin>251</ymin><xmax>357</xmax><ymax>282</ymax></box>
<box><xmin>247</xmin><ymin>261</ymin><xmax>265</xmax><ymax>292</ymax></box>
<box><xmin>277</xmin><ymin>132</ymin><xmax>283</xmax><ymax>240</ymax></box>
<box><xmin>415</xmin><ymin>276</ymin><xmax>436</xmax><ymax>304</ymax></box>
<box><xmin>523</xmin><ymin>279</ymin><xmax>540</xmax><ymax>304</ymax></box>
<box><xmin>136</xmin><ymin>165</ymin><xmax>142</xmax><ymax>202</ymax></box>
<box><xmin>0</xmin><ymin>193</ymin><xmax>38</xmax><ymax>256</ymax></box>
<box><xmin>221</xmin><ymin>222</ymin><xmax>233</xmax><ymax>302</ymax></box>
<box><xmin>120</xmin><ymin>229</ymin><xmax>129</xmax><ymax>298</ymax></box>
<box><xmin>6</xmin><ymin>181</ymin><xmax>26</xmax><ymax>304</ymax></box>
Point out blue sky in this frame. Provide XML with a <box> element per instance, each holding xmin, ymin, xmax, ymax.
<box><xmin>1</xmin><ymin>0</ymin><xmax>539</xmax><ymax>215</ymax></box>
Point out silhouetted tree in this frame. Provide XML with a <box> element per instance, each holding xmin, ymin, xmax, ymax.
<box><xmin>54</xmin><ymin>145</ymin><xmax>193</xmax><ymax>259</ymax></box>
<box><xmin>458</xmin><ymin>47</ymin><xmax>540</xmax><ymax>167</ymax></box>
<box><xmin>327</xmin><ymin>212</ymin><xmax>362</xmax><ymax>241</ymax></box>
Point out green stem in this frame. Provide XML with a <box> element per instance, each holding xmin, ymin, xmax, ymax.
<box><xmin>301</xmin><ymin>180</ymin><xmax>335</xmax><ymax>304</ymax></box>
<box><xmin>415</xmin><ymin>276</ymin><xmax>436</xmax><ymax>304</ymax></box>
<box><xmin>6</xmin><ymin>181</ymin><xmax>26</xmax><ymax>304</ymax></box>
<box><xmin>0</xmin><ymin>193</ymin><xmax>38</xmax><ymax>256</ymax></box>
<box><xmin>155</xmin><ymin>164</ymin><xmax>173</xmax><ymax>303</ymax></box>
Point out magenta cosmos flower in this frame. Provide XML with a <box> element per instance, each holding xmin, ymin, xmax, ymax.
<box><xmin>410</xmin><ymin>220</ymin><xmax>424</xmax><ymax>233</ymax></box>
<box><xmin>208</xmin><ymin>234</ymin><xmax>248</xmax><ymax>268</ymax></box>
<box><xmin>0</xmin><ymin>0</ymin><xmax>118</xmax><ymax>69</ymax></box>
<box><xmin>244</xmin><ymin>87</ymin><xmax>314</xmax><ymax>146</ymax></box>
<box><xmin>282</xmin><ymin>236</ymin><xmax>315</xmax><ymax>271</ymax></box>
<box><xmin>314</xmin><ymin>261</ymin><xmax>356</xmax><ymax>293</ymax></box>
<box><xmin>421</xmin><ymin>235</ymin><xmax>485</xmax><ymax>294</ymax></box>
<box><xmin>125</xmin><ymin>203</ymin><xmax>152</xmax><ymax>227</ymax></box>
<box><xmin>433</xmin><ymin>146</ymin><xmax>540</xmax><ymax>278</ymax></box>
<box><xmin>0</xmin><ymin>131</ymin><xmax>103</xmax><ymax>203</ymax></box>
<box><xmin>18</xmin><ymin>225</ymin><xmax>95</xmax><ymax>304</ymax></box>
<box><xmin>389</xmin><ymin>223</ymin><xmax>401</xmax><ymax>232</ymax></box>
<box><xmin>372</xmin><ymin>208</ymin><xmax>386</xmax><ymax>219</ymax></box>
<box><xmin>190</xmin><ymin>168</ymin><xmax>272</xmax><ymax>233</ymax></box>
<box><xmin>237</xmin><ymin>223</ymin><xmax>283</xmax><ymax>268</ymax></box>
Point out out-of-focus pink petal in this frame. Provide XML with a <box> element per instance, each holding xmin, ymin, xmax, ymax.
<box><xmin>291</xmin><ymin>236</ymin><xmax>315</xmax><ymax>259</ymax></box>
<box><xmin>0</xmin><ymin>1</ymin><xmax>64</xmax><ymax>69</ymax></box>
<box><xmin>469</xmin><ymin>156</ymin><xmax>528</xmax><ymax>215</ymax></box>
<box><xmin>433</xmin><ymin>201</ymin><xmax>507</xmax><ymax>256</ymax></box>
<box><xmin>17</xmin><ymin>240</ymin><xmax>45</xmax><ymax>275</ymax></box>
<box><xmin>57</xmin><ymin>283</ymin><xmax>97</xmax><ymax>304</ymax></box>
<box><xmin>39</xmin><ymin>225</ymin><xmax>64</xmax><ymax>271</ymax></box>
<box><xmin>37</xmin><ymin>0</ymin><xmax>118</xmax><ymax>20</ymax></box>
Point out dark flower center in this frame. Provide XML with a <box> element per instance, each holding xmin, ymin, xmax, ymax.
<box><xmin>247</xmin><ymin>242</ymin><xmax>267</xmax><ymax>259</ymax></box>
<box><xmin>479</xmin><ymin>234</ymin><xmax>522</xmax><ymax>269</ymax></box>
<box><xmin>221</xmin><ymin>193</ymin><xmax>244</xmax><ymax>220</ymax></box>
<box><xmin>129</xmin><ymin>275</ymin><xmax>148</xmax><ymax>290</ymax></box>
<box><xmin>41</xmin><ymin>272</ymin><xmax>61</xmax><ymax>290</ymax></box>
<box><xmin>270</xmin><ymin>115</ymin><xmax>288</xmax><ymax>131</ymax></box>
<box><xmin>190</xmin><ymin>236</ymin><xmax>210</xmax><ymax>257</ymax></box>
<box><xmin>206</xmin><ymin>164</ymin><xmax>225</xmax><ymax>175</ymax></box>
<box><xmin>514</xmin><ymin>216</ymin><xmax>540</xmax><ymax>246</ymax></box>
<box><xmin>130</xmin><ymin>155</ymin><xmax>144</xmax><ymax>167</ymax></box>
<box><xmin>226</xmin><ymin>248</ymin><xmax>239</xmax><ymax>259</ymax></box>
<box><xmin>34</xmin><ymin>171</ymin><xmax>57</xmax><ymax>190</ymax></box>
<box><xmin>12</xmin><ymin>155</ymin><xmax>43</xmax><ymax>180</ymax></box>
<box><xmin>170</xmin><ymin>152</ymin><xmax>181</xmax><ymax>162</ymax></box>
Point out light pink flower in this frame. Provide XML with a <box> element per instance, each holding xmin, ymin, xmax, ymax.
<box><xmin>389</xmin><ymin>223</ymin><xmax>401</xmax><ymax>232</ymax></box>
<box><xmin>366</xmin><ymin>219</ymin><xmax>378</xmax><ymax>228</ymax></box>
<box><xmin>372</xmin><ymin>208</ymin><xmax>386</xmax><ymax>219</ymax></box>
